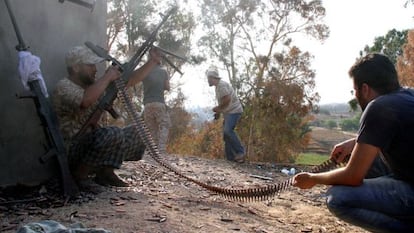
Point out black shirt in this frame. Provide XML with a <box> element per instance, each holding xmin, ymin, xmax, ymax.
<box><xmin>357</xmin><ymin>88</ymin><xmax>414</xmax><ymax>184</ymax></box>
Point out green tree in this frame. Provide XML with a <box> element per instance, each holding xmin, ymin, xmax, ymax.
<box><xmin>326</xmin><ymin>120</ymin><xmax>337</xmax><ymax>129</ymax></box>
<box><xmin>360</xmin><ymin>29</ymin><xmax>408</xmax><ymax>64</ymax></box>
<box><xmin>198</xmin><ymin>0</ymin><xmax>329</xmax><ymax>162</ymax></box>
<box><xmin>349</xmin><ymin>29</ymin><xmax>409</xmax><ymax>112</ymax></box>
<box><xmin>339</xmin><ymin>116</ymin><xmax>360</xmax><ymax>132</ymax></box>
<box><xmin>348</xmin><ymin>98</ymin><xmax>359</xmax><ymax>112</ymax></box>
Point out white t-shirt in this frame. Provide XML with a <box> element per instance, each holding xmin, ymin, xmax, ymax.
<box><xmin>215</xmin><ymin>80</ymin><xmax>243</xmax><ymax>114</ymax></box>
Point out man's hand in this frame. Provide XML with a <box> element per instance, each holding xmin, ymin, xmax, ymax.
<box><xmin>127</xmin><ymin>47</ymin><xmax>162</xmax><ymax>87</ymax></box>
<box><xmin>213</xmin><ymin>95</ymin><xmax>231</xmax><ymax>113</ymax></box>
<box><xmin>104</xmin><ymin>65</ymin><xmax>121</xmax><ymax>82</ymax></box>
<box><xmin>293</xmin><ymin>172</ymin><xmax>316</xmax><ymax>189</ymax></box>
<box><xmin>331</xmin><ymin>138</ymin><xmax>355</xmax><ymax>163</ymax></box>
<box><xmin>213</xmin><ymin>112</ymin><xmax>220</xmax><ymax>120</ymax></box>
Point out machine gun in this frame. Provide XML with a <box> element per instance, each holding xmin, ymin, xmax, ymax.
<box><xmin>4</xmin><ymin>0</ymin><xmax>79</xmax><ymax>197</ymax></box>
<box><xmin>76</xmin><ymin>7</ymin><xmax>177</xmax><ymax>138</ymax></box>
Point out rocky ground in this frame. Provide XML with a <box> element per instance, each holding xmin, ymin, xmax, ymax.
<box><xmin>0</xmin><ymin>154</ymin><xmax>368</xmax><ymax>233</ymax></box>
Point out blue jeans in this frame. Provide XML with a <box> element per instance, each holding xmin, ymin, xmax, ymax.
<box><xmin>223</xmin><ymin>113</ymin><xmax>245</xmax><ymax>161</ymax></box>
<box><xmin>326</xmin><ymin>157</ymin><xmax>414</xmax><ymax>232</ymax></box>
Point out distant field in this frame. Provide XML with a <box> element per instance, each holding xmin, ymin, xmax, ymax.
<box><xmin>296</xmin><ymin>153</ymin><xmax>329</xmax><ymax>165</ymax></box>
<box><xmin>299</xmin><ymin>126</ymin><xmax>356</xmax><ymax>165</ymax></box>
<box><xmin>305</xmin><ymin>126</ymin><xmax>355</xmax><ymax>155</ymax></box>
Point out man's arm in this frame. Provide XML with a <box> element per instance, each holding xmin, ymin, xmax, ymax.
<box><xmin>81</xmin><ymin>66</ymin><xmax>120</xmax><ymax>109</ymax></box>
<box><xmin>331</xmin><ymin>138</ymin><xmax>356</xmax><ymax>163</ymax></box>
<box><xmin>127</xmin><ymin>49</ymin><xmax>162</xmax><ymax>87</ymax></box>
<box><xmin>293</xmin><ymin>142</ymin><xmax>380</xmax><ymax>189</ymax></box>
<box><xmin>164</xmin><ymin>76</ymin><xmax>170</xmax><ymax>91</ymax></box>
<box><xmin>213</xmin><ymin>94</ymin><xmax>231</xmax><ymax>113</ymax></box>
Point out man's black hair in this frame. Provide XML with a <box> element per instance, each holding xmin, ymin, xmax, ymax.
<box><xmin>349</xmin><ymin>53</ymin><xmax>400</xmax><ymax>95</ymax></box>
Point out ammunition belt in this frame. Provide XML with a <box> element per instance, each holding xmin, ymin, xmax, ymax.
<box><xmin>115</xmin><ymin>79</ymin><xmax>344</xmax><ymax>201</ymax></box>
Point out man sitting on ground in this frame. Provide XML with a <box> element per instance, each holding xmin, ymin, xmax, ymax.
<box><xmin>52</xmin><ymin>45</ymin><xmax>161</xmax><ymax>188</ymax></box>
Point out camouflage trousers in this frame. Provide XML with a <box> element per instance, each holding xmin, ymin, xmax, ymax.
<box><xmin>143</xmin><ymin>102</ymin><xmax>171</xmax><ymax>153</ymax></box>
<box><xmin>68</xmin><ymin>125</ymin><xmax>146</xmax><ymax>169</ymax></box>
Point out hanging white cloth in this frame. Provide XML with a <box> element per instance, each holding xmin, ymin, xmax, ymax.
<box><xmin>18</xmin><ymin>50</ymin><xmax>49</xmax><ymax>97</ymax></box>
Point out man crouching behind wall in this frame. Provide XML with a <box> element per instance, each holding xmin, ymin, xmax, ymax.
<box><xmin>52</xmin><ymin>45</ymin><xmax>161</xmax><ymax>189</ymax></box>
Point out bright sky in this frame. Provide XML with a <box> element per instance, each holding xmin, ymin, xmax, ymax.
<box><xmin>306</xmin><ymin>0</ymin><xmax>414</xmax><ymax>104</ymax></box>
<box><xmin>174</xmin><ymin>0</ymin><xmax>414</xmax><ymax>109</ymax></box>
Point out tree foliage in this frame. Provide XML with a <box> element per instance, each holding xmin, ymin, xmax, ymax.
<box><xmin>397</xmin><ymin>30</ymin><xmax>414</xmax><ymax>87</ymax></box>
<box><xmin>360</xmin><ymin>29</ymin><xmax>408</xmax><ymax>64</ymax></box>
<box><xmin>106</xmin><ymin>1</ymin><xmax>331</xmax><ymax>162</ymax></box>
<box><xmin>339</xmin><ymin>116</ymin><xmax>360</xmax><ymax>132</ymax></box>
<box><xmin>107</xmin><ymin>0</ymin><xmax>196</xmax><ymax>74</ymax></box>
<box><xmin>325</xmin><ymin>120</ymin><xmax>337</xmax><ymax>129</ymax></box>
<box><xmin>404</xmin><ymin>0</ymin><xmax>414</xmax><ymax>7</ymax></box>
<box><xmin>168</xmin><ymin>119</ymin><xmax>224</xmax><ymax>159</ymax></box>
<box><xmin>350</xmin><ymin>29</ymin><xmax>409</xmax><ymax>112</ymax></box>
<box><xmin>197</xmin><ymin>0</ymin><xmax>328</xmax><ymax>162</ymax></box>
<box><xmin>106</xmin><ymin>0</ymin><xmax>196</xmax><ymax>146</ymax></box>
<box><xmin>167</xmin><ymin>88</ymin><xmax>193</xmax><ymax>146</ymax></box>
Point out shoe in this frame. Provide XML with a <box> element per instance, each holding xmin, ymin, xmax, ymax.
<box><xmin>95</xmin><ymin>176</ymin><xmax>129</xmax><ymax>187</ymax></box>
<box><xmin>95</xmin><ymin>168</ymin><xmax>129</xmax><ymax>187</ymax></box>
<box><xmin>72</xmin><ymin>164</ymin><xmax>94</xmax><ymax>181</ymax></box>
<box><xmin>234</xmin><ymin>154</ymin><xmax>245</xmax><ymax>163</ymax></box>
<box><xmin>77</xmin><ymin>179</ymin><xmax>106</xmax><ymax>194</ymax></box>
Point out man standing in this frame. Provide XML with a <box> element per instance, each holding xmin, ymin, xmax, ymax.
<box><xmin>293</xmin><ymin>53</ymin><xmax>414</xmax><ymax>232</ymax></box>
<box><xmin>142</xmin><ymin>60</ymin><xmax>171</xmax><ymax>154</ymax></box>
<box><xmin>53</xmin><ymin>45</ymin><xmax>161</xmax><ymax>188</ymax></box>
<box><xmin>207</xmin><ymin>67</ymin><xmax>245</xmax><ymax>163</ymax></box>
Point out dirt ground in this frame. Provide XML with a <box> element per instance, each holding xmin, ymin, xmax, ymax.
<box><xmin>0</xmin><ymin>154</ymin><xmax>368</xmax><ymax>233</ymax></box>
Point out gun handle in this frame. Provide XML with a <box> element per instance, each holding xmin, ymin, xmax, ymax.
<box><xmin>107</xmin><ymin>106</ymin><xmax>119</xmax><ymax>119</ymax></box>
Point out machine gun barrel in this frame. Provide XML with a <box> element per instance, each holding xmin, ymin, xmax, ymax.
<box><xmin>162</xmin><ymin>55</ymin><xmax>183</xmax><ymax>75</ymax></box>
<box><xmin>152</xmin><ymin>45</ymin><xmax>187</xmax><ymax>62</ymax></box>
<box><xmin>150</xmin><ymin>45</ymin><xmax>187</xmax><ymax>75</ymax></box>
<box><xmin>58</xmin><ymin>0</ymin><xmax>95</xmax><ymax>11</ymax></box>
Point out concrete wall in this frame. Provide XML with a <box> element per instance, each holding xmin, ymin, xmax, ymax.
<box><xmin>0</xmin><ymin>0</ymin><xmax>107</xmax><ymax>186</ymax></box>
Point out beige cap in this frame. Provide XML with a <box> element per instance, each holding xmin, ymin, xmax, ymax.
<box><xmin>206</xmin><ymin>69</ymin><xmax>220</xmax><ymax>79</ymax></box>
<box><xmin>65</xmin><ymin>45</ymin><xmax>104</xmax><ymax>67</ymax></box>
